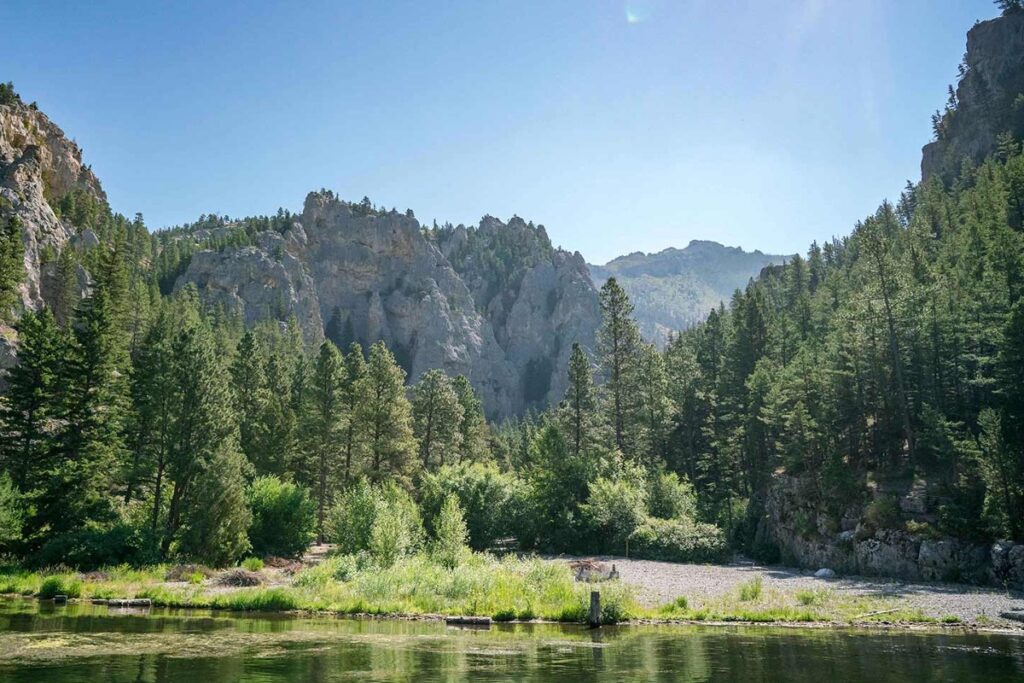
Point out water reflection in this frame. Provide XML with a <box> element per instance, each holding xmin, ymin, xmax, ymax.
<box><xmin>0</xmin><ymin>599</ymin><xmax>1021</xmax><ymax>682</ymax></box>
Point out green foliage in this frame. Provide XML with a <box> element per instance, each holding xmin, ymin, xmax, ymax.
<box><xmin>630</xmin><ymin>517</ymin><xmax>729</xmax><ymax>563</ymax></box>
<box><xmin>246</xmin><ymin>475</ymin><xmax>316</xmax><ymax>558</ymax></box>
<box><xmin>0</xmin><ymin>474</ymin><xmax>23</xmax><ymax>551</ymax></box>
<box><xmin>431</xmin><ymin>494</ymin><xmax>469</xmax><ymax>569</ymax></box>
<box><xmin>863</xmin><ymin>496</ymin><xmax>901</xmax><ymax>533</ymax></box>
<box><xmin>738</xmin><ymin>577</ymin><xmax>763</xmax><ymax>601</ymax></box>
<box><xmin>0</xmin><ymin>210</ymin><xmax>24</xmax><ymax>318</ymax></box>
<box><xmin>420</xmin><ymin>462</ymin><xmax>526</xmax><ymax>550</ymax></box>
<box><xmin>581</xmin><ymin>464</ymin><xmax>648</xmax><ymax>553</ymax></box>
<box><xmin>412</xmin><ymin>369</ymin><xmax>464</xmax><ymax>470</ymax></box>
<box><xmin>356</xmin><ymin>342</ymin><xmax>417</xmax><ymax>482</ymax></box>
<box><xmin>241</xmin><ymin>557</ymin><xmax>264</xmax><ymax>572</ymax></box>
<box><xmin>37</xmin><ymin>576</ymin><xmax>82</xmax><ymax>600</ymax></box>
<box><xmin>368</xmin><ymin>485</ymin><xmax>423</xmax><ymax>567</ymax></box>
<box><xmin>647</xmin><ymin>470</ymin><xmax>698</xmax><ymax>520</ymax></box>
<box><xmin>34</xmin><ymin>524</ymin><xmax>157</xmax><ymax>570</ymax></box>
<box><xmin>326</xmin><ymin>480</ymin><xmax>380</xmax><ymax>554</ymax></box>
<box><xmin>0</xmin><ymin>81</ymin><xmax>21</xmax><ymax>106</ymax></box>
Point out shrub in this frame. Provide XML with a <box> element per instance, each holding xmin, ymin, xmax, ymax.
<box><xmin>247</xmin><ymin>476</ymin><xmax>316</xmax><ymax>558</ymax></box>
<box><xmin>241</xmin><ymin>557</ymin><xmax>264</xmax><ymax>572</ymax></box>
<box><xmin>0</xmin><ymin>474</ymin><xmax>24</xmax><ymax>552</ymax></box>
<box><xmin>795</xmin><ymin>588</ymin><xmax>829</xmax><ymax>606</ymax></box>
<box><xmin>38</xmin><ymin>576</ymin><xmax>81</xmax><ymax>599</ymax></box>
<box><xmin>326</xmin><ymin>480</ymin><xmax>380</xmax><ymax>554</ymax></box>
<box><xmin>738</xmin><ymin>577</ymin><xmax>763</xmax><ymax>601</ymax></box>
<box><xmin>420</xmin><ymin>462</ymin><xmax>528</xmax><ymax>550</ymax></box>
<box><xmin>432</xmin><ymin>495</ymin><xmax>469</xmax><ymax>569</ymax></box>
<box><xmin>581</xmin><ymin>464</ymin><xmax>647</xmax><ymax>552</ymax></box>
<box><xmin>647</xmin><ymin>470</ymin><xmax>697</xmax><ymax>521</ymax></box>
<box><xmin>629</xmin><ymin>517</ymin><xmax>729</xmax><ymax>563</ymax></box>
<box><xmin>369</xmin><ymin>499</ymin><xmax>421</xmax><ymax>568</ymax></box>
<box><xmin>35</xmin><ymin>524</ymin><xmax>157</xmax><ymax>570</ymax></box>
<box><xmin>864</xmin><ymin>495</ymin><xmax>901</xmax><ymax>532</ymax></box>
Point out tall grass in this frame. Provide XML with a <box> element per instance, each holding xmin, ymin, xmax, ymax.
<box><xmin>737</xmin><ymin>577</ymin><xmax>763</xmax><ymax>601</ymax></box>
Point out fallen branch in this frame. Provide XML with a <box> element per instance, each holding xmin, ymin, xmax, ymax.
<box><xmin>851</xmin><ymin>608</ymin><xmax>901</xmax><ymax>620</ymax></box>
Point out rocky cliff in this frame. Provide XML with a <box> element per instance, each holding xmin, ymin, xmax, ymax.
<box><xmin>921</xmin><ymin>10</ymin><xmax>1024</xmax><ymax>182</ymax></box>
<box><xmin>589</xmin><ymin>241</ymin><xmax>790</xmax><ymax>346</ymax></box>
<box><xmin>175</xmin><ymin>196</ymin><xmax>600</xmax><ymax>419</ymax></box>
<box><xmin>0</xmin><ymin>93</ymin><xmax>103</xmax><ymax>312</ymax></box>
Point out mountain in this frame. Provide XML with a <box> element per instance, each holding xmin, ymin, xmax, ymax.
<box><xmin>588</xmin><ymin>241</ymin><xmax>790</xmax><ymax>346</ymax></box>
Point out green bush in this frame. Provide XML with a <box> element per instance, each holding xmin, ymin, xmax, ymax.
<box><xmin>581</xmin><ymin>464</ymin><xmax>648</xmax><ymax>553</ymax></box>
<box><xmin>431</xmin><ymin>494</ymin><xmax>469</xmax><ymax>569</ymax></box>
<box><xmin>864</xmin><ymin>496</ymin><xmax>901</xmax><ymax>532</ymax></box>
<box><xmin>420</xmin><ymin>462</ymin><xmax>528</xmax><ymax>550</ymax></box>
<box><xmin>38</xmin><ymin>576</ymin><xmax>81</xmax><ymax>599</ymax></box>
<box><xmin>629</xmin><ymin>517</ymin><xmax>728</xmax><ymax>563</ymax></box>
<box><xmin>34</xmin><ymin>524</ymin><xmax>157</xmax><ymax>570</ymax></box>
<box><xmin>368</xmin><ymin>487</ymin><xmax>423</xmax><ymax>567</ymax></box>
<box><xmin>241</xmin><ymin>557</ymin><xmax>264</xmax><ymax>572</ymax></box>
<box><xmin>247</xmin><ymin>476</ymin><xmax>316</xmax><ymax>558</ymax></box>
<box><xmin>0</xmin><ymin>473</ymin><xmax>24</xmax><ymax>552</ymax></box>
<box><xmin>326</xmin><ymin>480</ymin><xmax>380</xmax><ymax>554</ymax></box>
<box><xmin>738</xmin><ymin>577</ymin><xmax>763</xmax><ymax>601</ymax></box>
<box><xmin>647</xmin><ymin>470</ymin><xmax>697</xmax><ymax>521</ymax></box>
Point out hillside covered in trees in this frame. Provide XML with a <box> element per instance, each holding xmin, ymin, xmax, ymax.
<box><xmin>0</xmin><ymin>6</ymin><xmax>1023</xmax><ymax>588</ymax></box>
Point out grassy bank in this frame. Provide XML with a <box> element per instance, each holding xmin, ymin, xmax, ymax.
<box><xmin>0</xmin><ymin>554</ymin><xmax>636</xmax><ymax>624</ymax></box>
<box><xmin>0</xmin><ymin>558</ymin><xmax>965</xmax><ymax>628</ymax></box>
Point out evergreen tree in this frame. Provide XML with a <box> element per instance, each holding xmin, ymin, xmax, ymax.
<box><xmin>341</xmin><ymin>342</ymin><xmax>369</xmax><ymax>479</ymax></box>
<box><xmin>230</xmin><ymin>331</ymin><xmax>271</xmax><ymax>472</ymax></box>
<box><xmin>303</xmin><ymin>340</ymin><xmax>346</xmax><ymax>541</ymax></box>
<box><xmin>0</xmin><ymin>211</ymin><xmax>24</xmax><ymax>320</ymax></box>
<box><xmin>451</xmin><ymin>375</ymin><xmax>489</xmax><ymax>463</ymax></box>
<box><xmin>412</xmin><ymin>369</ymin><xmax>463</xmax><ymax>470</ymax></box>
<box><xmin>597</xmin><ymin>278</ymin><xmax>643</xmax><ymax>456</ymax></box>
<box><xmin>558</xmin><ymin>343</ymin><xmax>598</xmax><ymax>459</ymax></box>
<box><xmin>355</xmin><ymin>341</ymin><xmax>417</xmax><ymax>483</ymax></box>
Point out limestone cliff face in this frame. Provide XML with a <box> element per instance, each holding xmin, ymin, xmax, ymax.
<box><xmin>176</xmin><ymin>196</ymin><xmax>598</xmax><ymax>418</ymax></box>
<box><xmin>921</xmin><ymin>10</ymin><xmax>1024</xmax><ymax>181</ymax></box>
<box><xmin>434</xmin><ymin>216</ymin><xmax>601</xmax><ymax>412</ymax></box>
<box><xmin>0</xmin><ymin>97</ymin><xmax>104</xmax><ymax>311</ymax></box>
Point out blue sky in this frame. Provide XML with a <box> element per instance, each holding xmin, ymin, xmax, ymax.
<box><xmin>0</xmin><ymin>0</ymin><xmax>999</xmax><ymax>263</ymax></box>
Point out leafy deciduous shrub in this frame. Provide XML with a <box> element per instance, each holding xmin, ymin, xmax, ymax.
<box><xmin>432</xmin><ymin>494</ymin><xmax>469</xmax><ymax>569</ymax></box>
<box><xmin>247</xmin><ymin>475</ymin><xmax>316</xmax><ymax>558</ymax></box>
<box><xmin>38</xmin><ymin>576</ymin><xmax>81</xmax><ymax>599</ymax></box>
<box><xmin>35</xmin><ymin>524</ymin><xmax>157</xmax><ymax>570</ymax></box>
<box><xmin>629</xmin><ymin>517</ymin><xmax>728</xmax><ymax>563</ymax></box>
<box><xmin>420</xmin><ymin>462</ymin><xmax>527</xmax><ymax>550</ymax></box>
<box><xmin>326</xmin><ymin>480</ymin><xmax>379</xmax><ymax>554</ymax></box>
<box><xmin>581</xmin><ymin>467</ymin><xmax>648</xmax><ymax>553</ymax></box>
<box><xmin>647</xmin><ymin>470</ymin><xmax>697</xmax><ymax>521</ymax></box>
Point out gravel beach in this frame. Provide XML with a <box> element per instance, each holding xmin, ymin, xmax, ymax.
<box><xmin>570</xmin><ymin>556</ymin><xmax>1024</xmax><ymax>629</ymax></box>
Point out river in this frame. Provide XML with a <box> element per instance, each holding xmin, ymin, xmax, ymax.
<box><xmin>0</xmin><ymin>599</ymin><xmax>1021</xmax><ymax>681</ymax></box>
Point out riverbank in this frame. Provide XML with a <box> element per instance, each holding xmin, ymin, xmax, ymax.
<box><xmin>2</xmin><ymin>554</ymin><xmax>1022</xmax><ymax>631</ymax></box>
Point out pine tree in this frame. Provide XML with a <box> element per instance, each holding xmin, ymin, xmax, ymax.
<box><xmin>558</xmin><ymin>343</ymin><xmax>598</xmax><ymax>459</ymax></box>
<box><xmin>341</xmin><ymin>342</ymin><xmax>369</xmax><ymax>479</ymax></box>
<box><xmin>597</xmin><ymin>278</ymin><xmax>643</xmax><ymax>456</ymax></box>
<box><xmin>412</xmin><ymin>369</ymin><xmax>464</xmax><ymax>470</ymax></box>
<box><xmin>303</xmin><ymin>340</ymin><xmax>346</xmax><ymax>541</ymax></box>
<box><xmin>158</xmin><ymin>316</ymin><xmax>246</xmax><ymax>559</ymax></box>
<box><xmin>0</xmin><ymin>310</ymin><xmax>65</xmax><ymax>500</ymax></box>
<box><xmin>0</xmin><ymin>211</ymin><xmax>24</xmax><ymax>320</ymax></box>
<box><xmin>355</xmin><ymin>341</ymin><xmax>417</xmax><ymax>483</ymax></box>
<box><xmin>451</xmin><ymin>375</ymin><xmax>489</xmax><ymax>463</ymax></box>
<box><xmin>230</xmin><ymin>331</ymin><xmax>271</xmax><ymax>472</ymax></box>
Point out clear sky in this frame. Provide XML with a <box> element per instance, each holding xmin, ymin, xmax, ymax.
<box><xmin>0</xmin><ymin>0</ymin><xmax>999</xmax><ymax>264</ymax></box>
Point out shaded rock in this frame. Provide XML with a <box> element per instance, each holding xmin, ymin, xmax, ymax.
<box><xmin>814</xmin><ymin>568</ymin><xmax>836</xmax><ymax>579</ymax></box>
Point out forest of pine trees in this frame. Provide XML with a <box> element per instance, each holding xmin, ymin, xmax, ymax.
<box><xmin>1</xmin><ymin>89</ymin><xmax>1024</xmax><ymax>570</ymax></box>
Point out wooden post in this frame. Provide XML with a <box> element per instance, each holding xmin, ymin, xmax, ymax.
<box><xmin>588</xmin><ymin>590</ymin><xmax>601</xmax><ymax>628</ymax></box>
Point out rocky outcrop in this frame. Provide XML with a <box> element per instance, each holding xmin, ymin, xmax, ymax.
<box><xmin>763</xmin><ymin>475</ymin><xmax>1024</xmax><ymax>588</ymax></box>
<box><xmin>589</xmin><ymin>241</ymin><xmax>790</xmax><ymax>346</ymax></box>
<box><xmin>921</xmin><ymin>10</ymin><xmax>1024</xmax><ymax>181</ymax></box>
<box><xmin>0</xmin><ymin>95</ymin><xmax>104</xmax><ymax>312</ymax></box>
<box><xmin>176</xmin><ymin>196</ymin><xmax>598</xmax><ymax>418</ymax></box>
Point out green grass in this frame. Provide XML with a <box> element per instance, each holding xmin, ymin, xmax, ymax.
<box><xmin>37</xmin><ymin>576</ymin><xmax>82</xmax><ymax>599</ymax></box>
<box><xmin>240</xmin><ymin>557</ymin><xmax>264</xmax><ymax>572</ymax></box>
<box><xmin>737</xmin><ymin>577</ymin><xmax>763</xmax><ymax>601</ymax></box>
<box><xmin>795</xmin><ymin>588</ymin><xmax>830</xmax><ymax>606</ymax></box>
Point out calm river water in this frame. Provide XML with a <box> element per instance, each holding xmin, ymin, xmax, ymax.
<box><xmin>0</xmin><ymin>599</ymin><xmax>1022</xmax><ymax>681</ymax></box>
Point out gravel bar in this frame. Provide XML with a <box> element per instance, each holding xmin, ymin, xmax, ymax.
<box><xmin>569</xmin><ymin>556</ymin><xmax>1024</xmax><ymax>629</ymax></box>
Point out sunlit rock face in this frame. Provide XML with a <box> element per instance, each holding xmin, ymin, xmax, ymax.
<box><xmin>177</xmin><ymin>194</ymin><xmax>600</xmax><ymax>419</ymax></box>
<box><xmin>921</xmin><ymin>11</ymin><xmax>1024</xmax><ymax>182</ymax></box>
<box><xmin>1</xmin><ymin>98</ymin><xmax>104</xmax><ymax>311</ymax></box>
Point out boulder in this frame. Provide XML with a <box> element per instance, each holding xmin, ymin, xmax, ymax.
<box><xmin>814</xmin><ymin>568</ymin><xmax>836</xmax><ymax>579</ymax></box>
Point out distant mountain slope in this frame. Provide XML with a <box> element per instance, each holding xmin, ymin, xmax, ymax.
<box><xmin>588</xmin><ymin>241</ymin><xmax>790</xmax><ymax>345</ymax></box>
